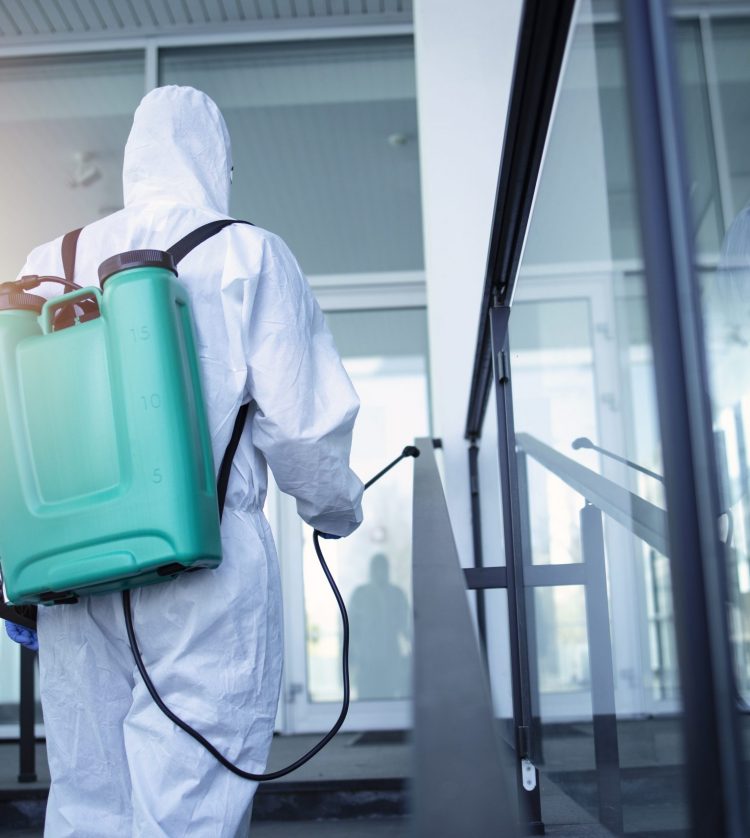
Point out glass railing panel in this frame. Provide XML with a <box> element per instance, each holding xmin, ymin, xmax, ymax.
<box><xmin>507</xmin><ymin>0</ymin><xmax>690</xmax><ymax>832</ymax></box>
<box><xmin>673</xmin><ymin>2</ymin><xmax>750</xmax><ymax>814</ymax></box>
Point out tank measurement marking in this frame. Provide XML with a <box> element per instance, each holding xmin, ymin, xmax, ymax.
<box><xmin>129</xmin><ymin>326</ymin><xmax>151</xmax><ymax>342</ymax></box>
<box><xmin>152</xmin><ymin>468</ymin><xmax>163</xmax><ymax>484</ymax></box>
<box><xmin>140</xmin><ymin>393</ymin><xmax>162</xmax><ymax>410</ymax></box>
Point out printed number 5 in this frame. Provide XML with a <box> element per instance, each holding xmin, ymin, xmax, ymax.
<box><xmin>152</xmin><ymin>468</ymin><xmax>163</xmax><ymax>484</ymax></box>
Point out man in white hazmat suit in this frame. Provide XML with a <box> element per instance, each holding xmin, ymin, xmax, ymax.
<box><xmin>12</xmin><ymin>85</ymin><xmax>364</xmax><ymax>836</ymax></box>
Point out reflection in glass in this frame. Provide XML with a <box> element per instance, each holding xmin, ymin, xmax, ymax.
<box><xmin>705</xmin><ymin>220</ymin><xmax>750</xmax><ymax>703</ymax></box>
<box><xmin>534</xmin><ymin>587</ymin><xmax>591</xmax><ymax>695</ymax></box>
<box><xmin>511</xmin><ymin>299</ymin><xmax>597</xmax><ymax>567</ymax></box>
<box><xmin>709</xmin><ymin>18</ymin><xmax>750</xmax><ymax>218</ymax></box>
<box><xmin>349</xmin><ymin>553</ymin><xmax>411</xmax><ymax>700</ymax></box>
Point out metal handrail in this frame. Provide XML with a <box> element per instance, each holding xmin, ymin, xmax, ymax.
<box><xmin>464</xmin><ymin>0</ymin><xmax>575</xmax><ymax>440</ymax></box>
<box><xmin>516</xmin><ymin>432</ymin><xmax>669</xmax><ymax>556</ymax></box>
<box><xmin>412</xmin><ymin>437</ymin><xmax>518</xmax><ymax>837</ymax></box>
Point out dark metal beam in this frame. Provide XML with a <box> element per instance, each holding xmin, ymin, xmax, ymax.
<box><xmin>490</xmin><ymin>307</ymin><xmax>543</xmax><ymax>835</ymax></box>
<box><xmin>17</xmin><ymin>648</ymin><xmax>36</xmax><ymax>783</ymax></box>
<box><xmin>467</xmin><ymin>443</ymin><xmax>489</xmax><ymax>657</ymax></box>
<box><xmin>465</xmin><ymin>0</ymin><xmax>575</xmax><ymax>440</ymax></box>
<box><xmin>464</xmin><ymin>566</ymin><xmax>508</xmax><ymax>590</ymax></box>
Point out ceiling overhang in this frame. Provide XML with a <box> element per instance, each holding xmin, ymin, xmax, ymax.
<box><xmin>0</xmin><ymin>1</ymin><xmax>413</xmax><ymax>52</ymax></box>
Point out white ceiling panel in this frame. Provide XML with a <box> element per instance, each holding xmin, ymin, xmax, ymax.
<box><xmin>68</xmin><ymin>0</ymin><xmax>106</xmax><ymax>32</ymax></box>
<box><xmin>129</xmin><ymin>0</ymin><xmax>161</xmax><ymax>26</ymax></box>
<box><xmin>39</xmin><ymin>1</ymin><xmax>72</xmax><ymax>33</ymax></box>
<box><xmin>0</xmin><ymin>0</ymin><xmax>411</xmax><ymax>46</ymax></box>
<box><xmin>0</xmin><ymin>1</ymin><xmax>30</xmax><ymax>36</ymax></box>
<box><xmin>235</xmin><ymin>0</ymin><xmax>262</xmax><ymax>22</ymax></box>
<box><xmin>13</xmin><ymin>0</ymin><xmax>54</xmax><ymax>35</ymax></box>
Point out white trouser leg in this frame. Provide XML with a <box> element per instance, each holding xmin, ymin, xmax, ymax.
<box><xmin>38</xmin><ymin>593</ymin><xmax>135</xmax><ymax>838</ymax></box>
<box><xmin>124</xmin><ymin>508</ymin><xmax>282</xmax><ymax>837</ymax></box>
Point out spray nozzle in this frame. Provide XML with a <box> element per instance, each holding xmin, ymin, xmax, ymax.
<box><xmin>364</xmin><ymin>444</ymin><xmax>421</xmax><ymax>490</ymax></box>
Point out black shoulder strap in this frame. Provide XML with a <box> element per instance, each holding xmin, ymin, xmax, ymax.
<box><xmin>59</xmin><ymin>218</ymin><xmax>255</xmax><ymax>282</ymax></box>
<box><xmin>61</xmin><ymin>227</ymin><xmax>82</xmax><ymax>284</ymax></box>
<box><xmin>165</xmin><ymin>219</ymin><xmax>255</xmax><ymax>518</ymax></box>
<box><xmin>217</xmin><ymin>403</ymin><xmax>250</xmax><ymax>520</ymax></box>
<box><xmin>167</xmin><ymin>219</ymin><xmax>255</xmax><ymax>266</ymax></box>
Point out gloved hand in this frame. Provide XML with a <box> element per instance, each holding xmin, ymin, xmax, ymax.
<box><xmin>317</xmin><ymin>532</ymin><xmax>341</xmax><ymax>540</ymax></box>
<box><xmin>5</xmin><ymin>621</ymin><xmax>38</xmax><ymax>652</ymax></box>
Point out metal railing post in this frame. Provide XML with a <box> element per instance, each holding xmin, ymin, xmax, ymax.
<box><xmin>516</xmin><ymin>450</ymin><xmax>543</xmax><ymax>767</ymax></box>
<box><xmin>490</xmin><ymin>305</ymin><xmax>543</xmax><ymax>835</ymax></box>
<box><xmin>580</xmin><ymin>502</ymin><xmax>623</xmax><ymax>835</ymax></box>
<box><xmin>18</xmin><ymin>646</ymin><xmax>37</xmax><ymax>783</ymax></box>
<box><xmin>468</xmin><ymin>441</ymin><xmax>489</xmax><ymax>662</ymax></box>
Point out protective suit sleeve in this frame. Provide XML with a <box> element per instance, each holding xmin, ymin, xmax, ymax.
<box><xmin>244</xmin><ymin>234</ymin><xmax>364</xmax><ymax>537</ymax></box>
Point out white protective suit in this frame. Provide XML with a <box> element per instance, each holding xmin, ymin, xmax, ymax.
<box><xmin>24</xmin><ymin>85</ymin><xmax>364</xmax><ymax>837</ymax></box>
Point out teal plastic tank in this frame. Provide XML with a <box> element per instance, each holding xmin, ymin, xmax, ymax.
<box><xmin>0</xmin><ymin>252</ymin><xmax>222</xmax><ymax>606</ymax></box>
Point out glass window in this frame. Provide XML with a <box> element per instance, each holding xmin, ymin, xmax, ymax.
<box><xmin>160</xmin><ymin>39</ymin><xmax>423</xmax><ymax>276</ymax></box>
<box><xmin>0</xmin><ymin>50</ymin><xmax>145</xmax><ymax>727</ymax></box>
<box><xmin>0</xmin><ymin>52</ymin><xmax>145</xmax><ymax>282</ymax></box>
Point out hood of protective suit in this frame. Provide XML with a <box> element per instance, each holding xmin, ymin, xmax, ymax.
<box><xmin>123</xmin><ymin>85</ymin><xmax>232</xmax><ymax>214</ymax></box>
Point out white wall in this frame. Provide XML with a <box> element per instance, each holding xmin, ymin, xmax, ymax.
<box><xmin>413</xmin><ymin>0</ymin><xmax>523</xmax><ymax>567</ymax></box>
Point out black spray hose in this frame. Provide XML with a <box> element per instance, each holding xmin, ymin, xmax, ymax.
<box><xmin>122</xmin><ymin>444</ymin><xmax>420</xmax><ymax>781</ymax></box>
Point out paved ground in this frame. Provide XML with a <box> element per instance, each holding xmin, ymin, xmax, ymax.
<box><xmin>0</xmin><ymin>820</ymin><xmax>412</xmax><ymax>838</ymax></box>
<box><xmin>0</xmin><ymin>731</ymin><xmax>409</xmax><ymax>790</ymax></box>
<box><xmin>0</xmin><ymin>819</ymin><xmax>613</xmax><ymax>837</ymax></box>
<box><xmin>5</xmin><ymin>722</ymin><xmax>685</xmax><ymax>836</ymax></box>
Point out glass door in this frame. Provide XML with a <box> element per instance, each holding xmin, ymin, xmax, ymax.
<box><xmin>277</xmin><ymin>306</ymin><xmax>430</xmax><ymax>733</ymax></box>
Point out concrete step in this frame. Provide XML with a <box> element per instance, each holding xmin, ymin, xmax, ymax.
<box><xmin>0</xmin><ymin>734</ymin><xmax>410</xmax><ymax>831</ymax></box>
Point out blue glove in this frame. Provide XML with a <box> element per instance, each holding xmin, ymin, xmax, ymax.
<box><xmin>5</xmin><ymin>621</ymin><xmax>38</xmax><ymax>652</ymax></box>
<box><xmin>317</xmin><ymin>532</ymin><xmax>341</xmax><ymax>540</ymax></box>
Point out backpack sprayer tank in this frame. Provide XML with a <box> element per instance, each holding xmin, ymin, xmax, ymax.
<box><xmin>0</xmin><ymin>250</ymin><xmax>222</xmax><ymax>606</ymax></box>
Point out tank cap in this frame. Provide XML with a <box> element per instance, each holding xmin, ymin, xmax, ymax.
<box><xmin>0</xmin><ymin>285</ymin><xmax>45</xmax><ymax>313</ymax></box>
<box><xmin>98</xmin><ymin>249</ymin><xmax>177</xmax><ymax>285</ymax></box>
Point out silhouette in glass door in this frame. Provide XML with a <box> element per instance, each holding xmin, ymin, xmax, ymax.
<box><xmin>348</xmin><ymin>553</ymin><xmax>412</xmax><ymax>700</ymax></box>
